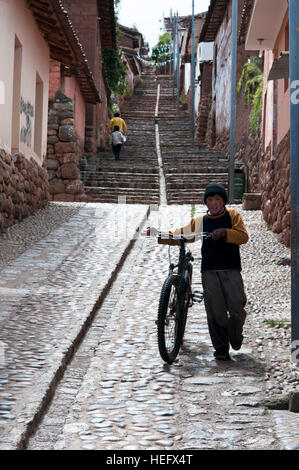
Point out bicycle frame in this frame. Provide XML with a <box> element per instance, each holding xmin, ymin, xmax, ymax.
<box><xmin>168</xmin><ymin>238</ymin><xmax>193</xmax><ymax>276</ymax></box>
<box><xmin>156</xmin><ymin>231</ymin><xmax>210</xmax><ymax>363</ymax></box>
<box><xmin>158</xmin><ymin>231</ymin><xmax>211</xmax><ymax>304</ymax></box>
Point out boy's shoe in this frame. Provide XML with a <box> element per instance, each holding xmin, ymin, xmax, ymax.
<box><xmin>214</xmin><ymin>351</ymin><xmax>231</xmax><ymax>361</ymax></box>
<box><xmin>230</xmin><ymin>342</ymin><xmax>242</xmax><ymax>351</ymax></box>
<box><xmin>230</xmin><ymin>335</ymin><xmax>243</xmax><ymax>351</ymax></box>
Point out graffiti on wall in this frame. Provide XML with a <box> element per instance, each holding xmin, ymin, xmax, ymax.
<box><xmin>20</xmin><ymin>97</ymin><xmax>34</xmax><ymax>146</ymax></box>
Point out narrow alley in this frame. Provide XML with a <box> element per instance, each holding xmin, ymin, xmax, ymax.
<box><xmin>0</xmin><ymin>68</ymin><xmax>297</xmax><ymax>453</ymax></box>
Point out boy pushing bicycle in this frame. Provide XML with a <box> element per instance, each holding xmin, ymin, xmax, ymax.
<box><xmin>144</xmin><ymin>182</ymin><xmax>249</xmax><ymax>361</ymax></box>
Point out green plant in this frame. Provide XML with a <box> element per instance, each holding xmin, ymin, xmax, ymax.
<box><xmin>151</xmin><ymin>33</ymin><xmax>173</xmax><ymax>65</ymax></box>
<box><xmin>123</xmin><ymin>80</ymin><xmax>133</xmax><ymax>98</ymax></box>
<box><xmin>102</xmin><ymin>1</ymin><xmax>126</xmax><ymax>98</ymax></box>
<box><xmin>263</xmin><ymin>319</ymin><xmax>286</xmax><ymax>329</ymax></box>
<box><xmin>237</xmin><ymin>56</ymin><xmax>263</xmax><ymax>135</ymax></box>
<box><xmin>191</xmin><ymin>206</ymin><xmax>196</xmax><ymax>218</ymax></box>
<box><xmin>102</xmin><ymin>48</ymin><xmax>127</xmax><ymax>96</ymax></box>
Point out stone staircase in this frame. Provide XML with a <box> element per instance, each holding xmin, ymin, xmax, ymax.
<box><xmin>80</xmin><ymin>69</ymin><xmax>160</xmax><ymax>205</ymax></box>
<box><xmin>157</xmin><ymin>75</ymin><xmax>228</xmax><ymax>205</ymax></box>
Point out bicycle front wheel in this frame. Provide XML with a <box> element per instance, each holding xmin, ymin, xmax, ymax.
<box><xmin>157</xmin><ymin>275</ymin><xmax>184</xmax><ymax>364</ymax></box>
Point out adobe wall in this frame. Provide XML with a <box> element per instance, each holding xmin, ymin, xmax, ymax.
<box><xmin>62</xmin><ymin>0</ymin><xmax>110</xmax><ymax>151</ymax></box>
<box><xmin>196</xmin><ymin>62</ymin><xmax>212</xmax><ymax>143</ymax></box>
<box><xmin>0</xmin><ymin>148</ymin><xmax>49</xmax><ymax>230</ymax></box>
<box><xmin>206</xmin><ymin>0</ymin><xmax>256</xmax><ymax>154</ymax></box>
<box><xmin>0</xmin><ymin>0</ymin><xmax>50</xmax><ymax>163</ymax></box>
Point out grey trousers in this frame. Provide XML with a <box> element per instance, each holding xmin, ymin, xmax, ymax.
<box><xmin>201</xmin><ymin>270</ymin><xmax>247</xmax><ymax>354</ymax></box>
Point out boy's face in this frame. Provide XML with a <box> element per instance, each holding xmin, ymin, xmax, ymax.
<box><xmin>206</xmin><ymin>194</ymin><xmax>225</xmax><ymax>216</ymax></box>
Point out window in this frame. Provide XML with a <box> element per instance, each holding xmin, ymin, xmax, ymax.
<box><xmin>11</xmin><ymin>35</ymin><xmax>22</xmax><ymax>153</ymax></box>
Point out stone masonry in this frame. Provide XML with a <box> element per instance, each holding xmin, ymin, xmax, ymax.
<box><xmin>260</xmin><ymin>132</ymin><xmax>291</xmax><ymax>247</ymax></box>
<box><xmin>47</xmin><ymin>99</ymin><xmax>87</xmax><ymax>202</ymax></box>
<box><xmin>0</xmin><ymin>148</ymin><xmax>49</xmax><ymax>230</ymax></box>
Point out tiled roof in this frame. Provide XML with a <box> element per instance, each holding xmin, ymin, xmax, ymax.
<box><xmin>118</xmin><ymin>24</ymin><xmax>143</xmax><ymax>39</ymax></box>
<box><xmin>26</xmin><ymin>0</ymin><xmax>101</xmax><ymax>103</ymax></box>
<box><xmin>164</xmin><ymin>13</ymin><xmax>206</xmax><ymax>32</ymax></box>
<box><xmin>238</xmin><ymin>0</ymin><xmax>255</xmax><ymax>44</ymax></box>
<box><xmin>199</xmin><ymin>0</ymin><xmax>230</xmax><ymax>42</ymax></box>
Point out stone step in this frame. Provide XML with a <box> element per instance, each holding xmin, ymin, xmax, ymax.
<box><xmin>86</xmin><ymin>186</ymin><xmax>159</xmax><ymax>194</ymax></box>
<box><xmin>83</xmin><ymin>180</ymin><xmax>160</xmax><ymax>189</ymax></box>
<box><xmin>164</xmin><ymin>166</ymin><xmax>228</xmax><ymax>172</ymax></box>
<box><xmin>164</xmin><ymin>171</ymin><xmax>228</xmax><ymax>177</ymax></box>
<box><xmin>81</xmin><ymin>168</ymin><xmax>159</xmax><ymax>175</ymax></box>
<box><xmin>85</xmin><ymin>188</ymin><xmax>160</xmax><ymax>204</ymax></box>
<box><xmin>80</xmin><ymin>67</ymin><xmax>230</xmax><ymax>206</ymax></box>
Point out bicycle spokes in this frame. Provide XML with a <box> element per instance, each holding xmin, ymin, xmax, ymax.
<box><xmin>157</xmin><ymin>276</ymin><xmax>182</xmax><ymax>363</ymax></box>
<box><xmin>164</xmin><ymin>287</ymin><xmax>179</xmax><ymax>350</ymax></box>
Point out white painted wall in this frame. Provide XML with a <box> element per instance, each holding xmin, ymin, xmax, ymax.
<box><xmin>0</xmin><ymin>0</ymin><xmax>50</xmax><ymax>163</ymax></box>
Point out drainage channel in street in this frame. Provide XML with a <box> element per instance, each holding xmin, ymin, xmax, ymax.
<box><xmin>155</xmin><ymin>81</ymin><xmax>167</xmax><ymax>207</ymax></box>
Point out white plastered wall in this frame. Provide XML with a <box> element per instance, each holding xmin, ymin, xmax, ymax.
<box><xmin>0</xmin><ymin>0</ymin><xmax>50</xmax><ymax>163</ymax></box>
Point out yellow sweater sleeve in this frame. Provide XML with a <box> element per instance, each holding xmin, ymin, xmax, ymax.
<box><xmin>157</xmin><ymin>214</ymin><xmax>204</xmax><ymax>245</ymax></box>
<box><xmin>226</xmin><ymin>208</ymin><xmax>249</xmax><ymax>245</ymax></box>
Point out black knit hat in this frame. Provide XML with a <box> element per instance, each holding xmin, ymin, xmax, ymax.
<box><xmin>204</xmin><ymin>183</ymin><xmax>228</xmax><ymax>204</ymax></box>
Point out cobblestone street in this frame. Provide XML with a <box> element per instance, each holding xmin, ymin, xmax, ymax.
<box><xmin>0</xmin><ymin>201</ymin><xmax>297</xmax><ymax>452</ymax></box>
<box><xmin>27</xmin><ymin>205</ymin><xmax>281</xmax><ymax>451</ymax></box>
<box><xmin>1</xmin><ymin>0</ymin><xmax>299</xmax><ymax>458</ymax></box>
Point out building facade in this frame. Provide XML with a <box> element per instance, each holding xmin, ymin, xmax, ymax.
<box><xmin>245</xmin><ymin>0</ymin><xmax>291</xmax><ymax>245</ymax></box>
<box><xmin>62</xmin><ymin>0</ymin><xmax>116</xmax><ymax>152</ymax></box>
<box><xmin>0</xmin><ymin>0</ymin><xmax>50</xmax><ymax>163</ymax></box>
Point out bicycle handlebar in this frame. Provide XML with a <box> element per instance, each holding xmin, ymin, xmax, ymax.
<box><xmin>157</xmin><ymin>231</ymin><xmax>211</xmax><ymax>241</ymax></box>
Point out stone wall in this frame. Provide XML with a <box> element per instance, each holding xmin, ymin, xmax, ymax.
<box><xmin>0</xmin><ymin>148</ymin><xmax>49</xmax><ymax>230</ymax></box>
<box><xmin>47</xmin><ymin>99</ymin><xmax>87</xmax><ymax>202</ymax></box>
<box><xmin>234</xmin><ymin>130</ymin><xmax>290</xmax><ymax>247</ymax></box>
<box><xmin>235</xmin><ymin>131</ymin><xmax>262</xmax><ymax>193</ymax></box>
<box><xmin>260</xmin><ymin>132</ymin><xmax>291</xmax><ymax>247</ymax></box>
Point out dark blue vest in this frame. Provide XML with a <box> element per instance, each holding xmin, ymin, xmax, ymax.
<box><xmin>201</xmin><ymin>209</ymin><xmax>241</xmax><ymax>272</ymax></box>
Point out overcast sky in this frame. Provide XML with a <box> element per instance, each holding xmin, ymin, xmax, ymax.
<box><xmin>117</xmin><ymin>0</ymin><xmax>211</xmax><ymax>50</ymax></box>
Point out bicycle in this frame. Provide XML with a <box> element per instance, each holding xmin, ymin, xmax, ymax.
<box><xmin>156</xmin><ymin>231</ymin><xmax>211</xmax><ymax>364</ymax></box>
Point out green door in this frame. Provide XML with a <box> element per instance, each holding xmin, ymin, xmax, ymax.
<box><xmin>234</xmin><ymin>169</ymin><xmax>245</xmax><ymax>202</ymax></box>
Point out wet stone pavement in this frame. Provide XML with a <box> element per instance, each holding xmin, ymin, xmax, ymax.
<box><xmin>11</xmin><ymin>204</ymin><xmax>295</xmax><ymax>451</ymax></box>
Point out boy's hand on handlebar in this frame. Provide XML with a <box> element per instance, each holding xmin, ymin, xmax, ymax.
<box><xmin>141</xmin><ymin>226</ymin><xmax>158</xmax><ymax>237</ymax></box>
<box><xmin>211</xmin><ymin>228</ymin><xmax>226</xmax><ymax>240</ymax></box>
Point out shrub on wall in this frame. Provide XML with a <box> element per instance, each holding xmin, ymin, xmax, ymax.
<box><xmin>102</xmin><ymin>47</ymin><xmax>127</xmax><ymax>96</ymax></box>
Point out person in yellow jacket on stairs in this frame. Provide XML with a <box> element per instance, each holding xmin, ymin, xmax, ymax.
<box><xmin>108</xmin><ymin>112</ymin><xmax>127</xmax><ymax>136</ymax></box>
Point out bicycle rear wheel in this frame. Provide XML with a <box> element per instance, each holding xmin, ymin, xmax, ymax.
<box><xmin>157</xmin><ymin>275</ymin><xmax>184</xmax><ymax>364</ymax></box>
